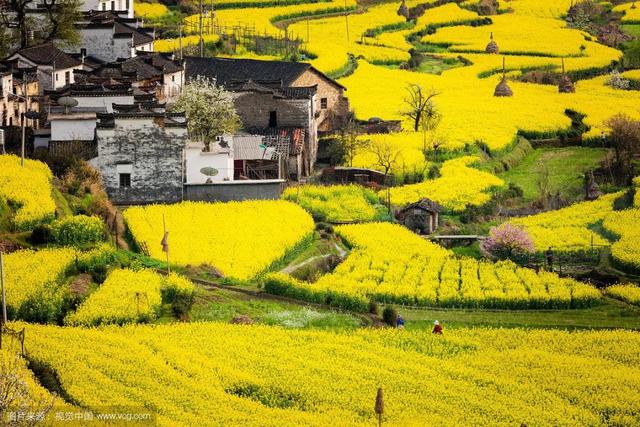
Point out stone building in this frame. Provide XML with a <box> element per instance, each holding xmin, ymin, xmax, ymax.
<box><xmin>5</xmin><ymin>43</ymin><xmax>83</xmax><ymax>93</ymax></box>
<box><xmin>0</xmin><ymin>67</ymin><xmax>39</xmax><ymax>128</ymax></box>
<box><xmin>185</xmin><ymin>56</ymin><xmax>349</xmax><ymax>177</ymax></box>
<box><xmin>70</xmin><ymin>11</ymin><xmax>154</xmax><ymax>63</ymax></box>
<box><xmin>96</xmin><ymin>104</ymin><xmax>188</xmax><ymax>204</ymax></box>
<box><xmin>74</xmin><ymin>51</ymin><xmax>183</xmax><ymax>102</ymax></box>
<box><xmin>396</xmin><ymin>199</ymin><xmax>443</xmax><ymax>235</ymax></box>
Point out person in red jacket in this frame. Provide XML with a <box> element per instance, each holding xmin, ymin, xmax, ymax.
<box><xmin>432</xmin><ymin>320</ymin><xmax>443</xmax><ymax>334</ymax></box>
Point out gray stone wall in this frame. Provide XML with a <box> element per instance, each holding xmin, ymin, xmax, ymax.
<box><xmin>97</xmin><ymin>121</ymin><xmax>187</xmax><ymax>204</ymax></box>
<box><xmin>184</xmin><ymin>180</ymin><xmax>285</xmax><ymax>202</ymax></box>
<box><xmin>232</xmin><ymin>91</ymin><xmax>317</xmax><ymax>177</ymax></box>
<box><xmin>232</xmin><ymin>92</ymin><xmax>310</xmax><ymax>129</ymax></box>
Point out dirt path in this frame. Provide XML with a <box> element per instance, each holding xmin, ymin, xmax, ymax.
<box><xmin>280</xmin><ymin>242</ymin><xmax>348</xmax><ymax>274</ymax></box>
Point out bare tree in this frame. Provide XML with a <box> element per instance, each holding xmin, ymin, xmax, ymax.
<box><xmin>336</xmin><ymin>114</ymin><xmax>369</xmax><ymax>167</ymax></box>
<box><xmin>606</xmin><ymin>114</ymin><xmax>640</xmax><ymax>179</ymax></box>
<box><xmin>402</xmin><ymin>84</ymin><xmax>439</xmax><ymax>132</ymax></box>
<box><xmin>1</xmin><ymin>352</ymin><xmax>55</xmax><ymax>426</ymax></box>
<box><xmin>369</xmin><ymin>139</ymin><xmax>401</xmax><ymax>179</ymax></box>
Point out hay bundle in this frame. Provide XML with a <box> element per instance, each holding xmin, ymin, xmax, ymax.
<box><xmin>485</xmin><ymin>32</ymin><xmax>499</xmax><ymax>54</ymax></box>
<box><xmin>558</xmin><ymin>58</ymin><xmax>575</xmax><ymax>93</ymax></box>
<box><xmin>494</xmin><ymin>57</ymin><xmax>513</xmax><ymax>97</ymax></box>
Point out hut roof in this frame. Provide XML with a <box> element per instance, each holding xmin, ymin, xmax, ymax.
<box><xmin>485</xmin><ymin>33</ymin><xmax>499</xmax><ymax>54</ymax></box>
<box><xmin>400</xmin><ymin>198</ymin><xmax>443</xmax><ymax>214</ymax></box>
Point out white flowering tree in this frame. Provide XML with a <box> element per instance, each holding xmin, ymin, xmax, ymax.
<box><xmin>171</xmin><ymin>76</ymin><xmax>241</xmax><ymax>147</ymax></box>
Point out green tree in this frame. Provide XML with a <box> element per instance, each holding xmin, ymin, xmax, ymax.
<box><xmin>171</xmin><ymin>76</ymin><xmax>241</xmax><ymax>147</ymax></box>
<box><xmin>41</xmin><ymin>0</ymin><xmax>82</xmax><ymax>47</ymax></box>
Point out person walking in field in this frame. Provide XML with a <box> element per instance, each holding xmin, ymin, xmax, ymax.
<box><xmin>396</xmin><ymin>314</ymin><xmax>405</xmax><ymax>329</ymax></box>
<box><xmin>545</xmin><ymin>247</ymin><xmax>554</xmax><ymax>270</ymax></box>
<box><xmin>432</xmin><ymin>320</ymin><xmax>443</xmax><ymax>335</ymax></box>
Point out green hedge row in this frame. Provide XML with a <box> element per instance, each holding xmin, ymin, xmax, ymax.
<box><xmin>263</xmin><ymin>273</ymin><xmax>369</xmax><ymax>312</ymax></box>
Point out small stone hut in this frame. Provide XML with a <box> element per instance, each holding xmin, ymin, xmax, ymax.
<box><xmin>396</xmin><ymin>199</ymin><xmax>443</xmax><ymax>235</ymax></box>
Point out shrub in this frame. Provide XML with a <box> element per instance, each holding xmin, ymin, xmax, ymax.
<box><xmin>162</xmin><ymin>273</ymin><xmax>196</xmax><ymax>318</ymax></box>
<box><xmin>51</xmin><ymin>215</ymin><xmax>105</xmax><ymax>247</ymax></box>
<box><xmin>368</xmin><ymin>301</ymin><xmax>379</xmax><ymax>315</ymax></box>
<box><xmin>29</xmin><ymin>225</ymin><xmax>53</xmax><ymax>245</ymax></box>
<box><xmin>382</xmin><ymin>306</ymin><xmax>398</xmax><ymax>327</ymax></box>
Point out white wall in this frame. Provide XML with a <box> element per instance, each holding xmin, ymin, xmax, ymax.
<box><xmin>51</xmin><ymin>119</ymin><xmax>96</xmax><ymax>141</ymax></box>
<box><xmin>162</xmin><ymin>70</ymin><xmax>183</xmax><ymax>100</ymax></box>
<box><xmin>75</xmin><ymin>28</ymin><xmax>133</xmax><ymax>62</ymax></box>
<box><xmin>185</xmin><ymin>145</ymin><xmax>234</xmax><ymax>183</ymax></box>
<box><xmin>73</xmin><ymin>95</ymin><xmax>134</xmax><ymax>113</ymax></box>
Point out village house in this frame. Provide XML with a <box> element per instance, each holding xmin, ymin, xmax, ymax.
<box><xmin>73</xmin><ymin>51</ymin><xmax>184</xmax><ymax>101</ymax></box>
<box><xmin>69</xmin><ymin>11</ymin><xmax>154</xmax><ymax>63</ymax></box>
<box><xmin>185</xmin><ymin>57</ymin><xmax>349</xmax><ymax>178</ymax></box>
<box><xmin>26</xmin><ymin>0</ymin><xmax>134</xmax><ymax>19</ymax></box>
<box><xmin>96</xmin><ymin>103</ymin><xmax>188</xmax><ymax>204</ymax></box>
<box><xmin>0</xmin><ymin>67</ymin><xmax>39</xmax><ymax>128</ymax></box>
<box><xmin>396</xmin><ymin>199</ymin><xmax>443</xmax><ymax>235</ymax></box>
<box><xmin>5</xmin><ymin>43</ymin><xmax>83</xmax><ymax>94</ymax></box>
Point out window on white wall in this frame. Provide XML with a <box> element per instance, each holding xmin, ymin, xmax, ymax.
<box><xmin>117</xmin><ymin>164</ymin><xmax>132</xmax><ymax>188</ymax></box>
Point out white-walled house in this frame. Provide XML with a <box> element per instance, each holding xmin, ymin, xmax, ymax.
<box><xmin>6</xmin><ymin>44</ymin><xmax>82</xmax><ymax>93</ymax></box>
<box><xmin>71</xmin><ymin>12</ymin><xmax>154</xmax><ymax>63</ymax></box>
<box><xmin>185</xmin><ymin>135</ymin><xmax>282</xmax><ymax>184</ymax></box>
<box><xmin>26</xmin><ymin>0</ymin><xmax>134</xmax><ymax>18</ymax></box>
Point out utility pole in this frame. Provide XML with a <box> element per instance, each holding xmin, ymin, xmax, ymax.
<box><xmin>199</xmin><ymin>0</ymin><xmax>204</xmax><ymax>57</ymax></box>
<box><xmin>307</xmin><ymin>17</ymin><xmax>310</xmax><ymax>43</ymax></box>
<box><xmin>179</xmin><ymin>24</ymin><xmax>183</xmax><ymax>60</ymax></box>
<box><xmin>1</xmin><ymin>251</ymin><xmax>7</xmax><ymax>333</ymax></box>
<box><xmin>20</xmin><ymin>79</ymin><xmax>26</xmax><ymax>167</ymax></box>
<box><xmin>344</xmin><ymin>0</ymin><xmax>349</xmax><ymax>42</ymax></box>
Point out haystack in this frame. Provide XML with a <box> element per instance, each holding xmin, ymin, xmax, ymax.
<box><xmin>494</xmin><ymin>57</ymin><xmax>513</xmax><ymax>97</ymax></box>
<box><xmin>397</xmin><ymin>0</ymin><xmax>409</xmax><ymax>19</ymax></box>
<box><xmin>558</xmin><ymin>58</ymin><xmax>575</xmax><ymax>93</ymax></box>
<box><xmin>485</xmin><ymin>32</ymin><xmax>499</xmax><ymax>54</ymax></box>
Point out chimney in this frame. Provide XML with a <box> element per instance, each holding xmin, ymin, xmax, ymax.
<box><xmin>80</xmin><ymin>48</ymin><xmax>87</xmax><ymax>64</ymax></box>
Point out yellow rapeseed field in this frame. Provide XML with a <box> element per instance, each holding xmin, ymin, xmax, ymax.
<box><xmin>65</xmin><ymin>269</ymin><xmax>164</xmax><ymax>326</ymax></box>
<box><xmin>282</xmin><ymin>184</ymin><xmax>385</xmax><ymax>221</ymax></box>
<box><xmin>10</xmin><ymin>321</ymin><xmax>640</xmax><ymax>425</ymax></box>
<box><xmin>124</xmin><ymin>200</ymin><xmax>315</xmax><ymax>279</ymax></box>
<box><xmin>290</xmin><ymin>222</ymin><xmax>600</xmax><ymax>309</ymax></box>
<box><xmin>510</xmin><ymin>191</ymin><xmax>621</xmax><ymax>251</ymax></box>
<box><xmin>388</xmin><ymin>156</ymin><xmax>504</xmax><ymax>209</ymax></box>
<box><xmin>0</xmin><ymin>155</ymin><xmax>56</xmax><ymax>230</ymax></box>
<box><xmin>134</xmin><ymin>1</ymin><xmax>169</xmax><ymax>19</ymax></box>
<box><xmin>606</xmin><ymin>283</ymin><xmax>640</xmax><ymax>306</ymax></box>
<box><xmin>3</xmin><ymin>247</ymin><xmax>77</xmax><ymax>315</ymax></box>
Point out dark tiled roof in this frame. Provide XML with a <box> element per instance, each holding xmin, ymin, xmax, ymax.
<box><xmin>90</xmin><ymin>53</ymin><xmax>182</xmax><ymax>81</ymax></box>
<box><xmin>12</xmin><ymin>43</ymin><xmax>81</xmax><ymax>69</ymax></box>
<box><xmin>400</xmin><ymin>198</ymin><xmax>443</xmax><ymax>213</ymax></box>
<box><xmin>69</xmin><ymin>53</ymin><xmax>105</xmax><ymax>70</ymax></box>
<box><xmin>185</xmin><ymin>57</ymin><xmax>344</xmax><ymax>90</ymax></box>
<box><xmin>113</xmin><ymin>21</ymin><xmax>153</xmax><ymax>47</ymax></box>
<box><xmin>78</xmin><ymin>11</ymin><xmax>153</xmax><ymax>47</ymax></box>
<box><xmin>227</xmin><ymin>79</ymin><xmax>316</xmax><ymax>99</ymax></box>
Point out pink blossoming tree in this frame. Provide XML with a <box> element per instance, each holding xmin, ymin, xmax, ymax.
<box><xmin>481</xmin><ymin>223</ymin><xmax>535</xmax><ymax>261</ymax></box>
